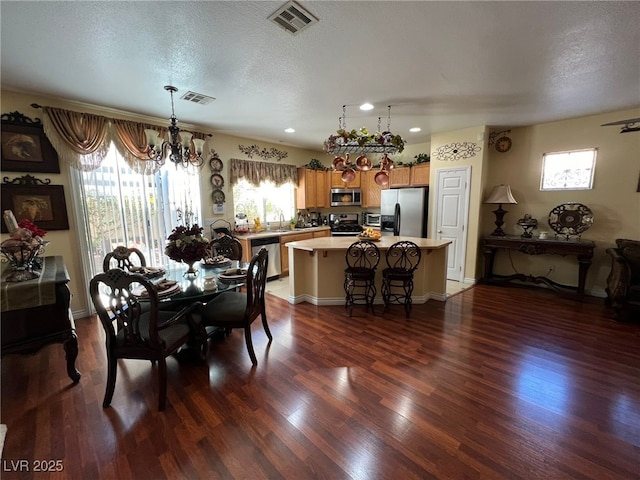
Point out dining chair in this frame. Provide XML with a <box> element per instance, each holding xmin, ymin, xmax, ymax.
<box><xmin>207</xmin><ymin>234</ymin><xmax>243</xmax><ymax>261</ymax></box>
<box><xmin>192</xmin><ymin>247</ymin><xmax>271</xmax><ymax>366</ymax></box>
<box><xmin>102</xmin><ymin>246</ymin><xmax>147</xmax><ymax>272</ymax></box>
<box><xmin>344</xmin><ymin>240</ymin><xmax>380</xmax><ymax>316</ymax></box>
<box><xmin>381</xmin><ymin>240</ymin><xmax>422</xmax><ymax>317</ymax></box>
<box><xmin>89</xmin><ymin>268</ymin><xmax>199</xmax><ymax>411</ymax></box>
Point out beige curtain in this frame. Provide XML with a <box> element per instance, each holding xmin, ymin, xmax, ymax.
<box><xmin>42</xmin><ymin>107</ymin><xmax>110</xmax><ymax>171</ymax></box>
<box><xmin>41</xmin><ymin>106</ymin><xmax>213</xmax><ymax>173</ymax></box>
<box><xmin>230</xmin><ymin>158</ymin><xmax>298</xmax><ymax>187</ymax></box>
<box><xmin>111</xmin><ymin>119</ymin><xmax>163</xmax><ymax>175</ymax></box>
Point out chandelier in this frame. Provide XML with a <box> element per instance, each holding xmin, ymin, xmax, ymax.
<box><xmin>323</xmin><ymin>105</ymin><xmax>405</xmax><ymax>157</ymax></box>
<box><xmin>145</xmin><ymin>86</ymin><xmax>207</xmax><ymax>168</ymax></box>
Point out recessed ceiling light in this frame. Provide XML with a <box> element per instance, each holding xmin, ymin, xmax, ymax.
<box><xmin>409</xmin><ymin>127</ymin><xmax>422</xmax><ymax>133</ymax></box>
<box><xmin>284</xmin><ymin>128</ymin><xmax>295</xmax><ymax>133</ymax></box>
<box><xmin>360</xmin><ymin>103</ymin><xmax>374</xmax><ymax>111</ymax></box>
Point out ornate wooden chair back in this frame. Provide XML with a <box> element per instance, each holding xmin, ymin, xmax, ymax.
<box><xmin>89</xmin><ymin>268</ymin><xmax>195</xmax><ymax>410</ymax></box>
<box><xmin>194</xmin><ymin>247</ymin><xmax>271</xmax><ymax>366</ymax></box>
<box><xmin>102</xmin><ymin>246</ymin><xmax>147</xmax><ymax>272</ymax></box>
<box><xmin>208</xmin><ymin>235</ymin><xmax>243</xmax><ymax>261</ymax></box>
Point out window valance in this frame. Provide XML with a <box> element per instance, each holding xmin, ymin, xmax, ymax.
<box><xmin>229</xmin><ymin>158</ymin><xmax>298</xmax><ymax>188</ymax></box>
<box><xmin>39</xmin><ymin>105</ymin><xmax>211</xmax><ymax>173</ymax></box>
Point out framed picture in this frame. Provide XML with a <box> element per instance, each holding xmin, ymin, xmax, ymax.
<box><xmin>1</xmin><ymin>177</ymin><xmax>69</xmax><ymax>232</ymax></box>
<box><xmin>1</xmin><ymin>111</ymin><xmax>60</xmax><ymax>173</ymax></box>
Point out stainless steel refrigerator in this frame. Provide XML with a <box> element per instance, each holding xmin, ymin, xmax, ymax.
<box><xmin>380</xmin><ymin>187</ymin><xmax>429</xmax><ymax>237</ymax></box>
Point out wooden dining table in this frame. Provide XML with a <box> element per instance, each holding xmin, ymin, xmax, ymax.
<box><xmin>136</xmin><ymin>260</ymin><xmax>248</xmax><ymax>358</ymax></box>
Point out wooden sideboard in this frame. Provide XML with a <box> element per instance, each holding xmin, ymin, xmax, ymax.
<box><xmin>482</xmin><ymin>236</ymin><xmax>595</xmax><ymax>298</ymax></box>
<box><xmin>1</xmin><ymin>255</ymin><xmax>81</xmax><ymax>382</ymax></box>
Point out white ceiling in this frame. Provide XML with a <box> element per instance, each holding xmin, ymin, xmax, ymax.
<box><xmin>2</xmin><ymin>1</ymin><xmax>639</xmax><ymax>151</ymax></box>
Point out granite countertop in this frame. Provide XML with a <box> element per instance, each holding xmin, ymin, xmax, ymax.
<box><xmin>285</xmin><ymin>236</ymin><xmax>451</xmax><ymax>252</ymax></box>
<box><xmin>234</xmin><ymin>225</ymin><xmax>331</xmax><ymax>240</ymax></box>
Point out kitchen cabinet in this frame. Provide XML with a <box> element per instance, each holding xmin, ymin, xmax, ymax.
<box><xmin>361</xmin><ymin>170</ymin><xmax>384</xmax><ymax>207</ymax></box>
<box><xmin>388</xmin><ymin>167</ymin><xmax>411</xmax><ymax>187</ymax></box>
<box><xmin>330</xmin><ymin>170</ymin><xmax>361</xmax><ymax>189</ymax></box>
<box><xmin>410</xmin><ymin>163</ymin><xmax>430</xmax><ymax>186</ymax></box>
<box><xmin>387</xmin><ymin>164</ymin><xmax>430</xmax><ymax>188</ymax></box>
<box><xmin>297</xmin><ymin>168</ymin><xmax>328</xmax><ymax>209</ymax></box>
<box><xmin>280</xmin><ymin>231</ymin><xmax>315</xmax><ymax>275</ymax></box>
<box><xmin>238</xmin><ymin>237</ymin><xmax>252</xmax><ymax>263</ymax></box>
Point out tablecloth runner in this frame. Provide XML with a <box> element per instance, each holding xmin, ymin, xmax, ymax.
<box><xmin>1</xmin><ymin>256</ymin><xmax>69</xmax><ymax>312</ymax></box>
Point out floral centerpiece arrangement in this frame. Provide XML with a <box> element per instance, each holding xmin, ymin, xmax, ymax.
<box><xmin>164</xmin><ymin>224</ymin><xmax>209</xmax><ymax>275</ymax></box>
<box><xmin>1</xmin><ymin>214</ymin><xmax>49</xmax><ymax>282</ymax></box>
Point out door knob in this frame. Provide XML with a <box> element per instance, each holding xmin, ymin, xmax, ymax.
<box><xmin>437</xmin><ymin>230</ymin><xmax>442</xmax><ymax>233</ymax></box>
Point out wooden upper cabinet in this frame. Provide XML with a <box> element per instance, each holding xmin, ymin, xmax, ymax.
<box><xmin>330</xmin><ymin>170</ymin><xmax>361</xmax><ymax>189</ymax></box>
<box><xmin>361</xmin><ymin>170</ymin><xmax>384</xmax><ymax>208</ymax></box>
<box><xmin>410</xmin><ymin>163</ymin><xmax>430</xmax><ymax>186</ymax></box>
<box><xmin>388</xmin><ymin>167</ymin><xmax>411</xmax><ymax>188</ymax></box>
<box><xmin>315</xmin><ymin>170</ymin><xmax>328</xmax><ymax>208</ymax></box>
<box><xmin>296</xmin><ymin>168</ymin><xmax>327</xmax><ymax>209</ymax></box>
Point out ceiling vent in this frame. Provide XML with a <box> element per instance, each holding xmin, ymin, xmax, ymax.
<box><xmin>180</xmin><ymin>91</ymin><xmax>215</xmax><ymax>105</ymax></box>
<box><xmin>269</xmin><ymin>1</ymin><xmax>318</xmax><ymax>35</ymax></box>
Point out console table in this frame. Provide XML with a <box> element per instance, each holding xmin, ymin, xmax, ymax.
<box><xmin>482</xmin><ymin>236</ymin><xmax>595</xmax><ymax>298</ymax></box>
<box><xmin>1</xmin><ymin>255</ymin><xmax>81</xmax><ymax>382</ymax></box>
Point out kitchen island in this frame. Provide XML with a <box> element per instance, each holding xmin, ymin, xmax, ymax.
<box><xmin>285</xmin><ymin>236</ymin><xmax>451</xmax><ymax>306</ymax></box>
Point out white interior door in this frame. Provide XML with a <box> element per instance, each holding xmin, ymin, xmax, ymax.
<box><xmin>433</xmin><ymin>167</ymin><xmax>471</xmax><ymax>282</ymax></box>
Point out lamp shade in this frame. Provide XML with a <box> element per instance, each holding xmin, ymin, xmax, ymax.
<box><xmin>179</xmin><ymin>131</ymin><xmax>193</xmax><ymax>146</ymax></box>
<box><xmin>485</xmin><ymin>184</ymin><xmax>517</xmax><ymax>204</ymax></box>
<box><xmin>145</xmin><ymin>128</ymin><xmax>162</xmax><ymax>148</ymax></box>
<box><xmin>192</xmin><ymin>138</ymin><xmax>206</xmax><ymax>155</ymax></box>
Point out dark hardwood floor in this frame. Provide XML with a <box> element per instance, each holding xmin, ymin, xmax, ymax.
<box><xmin>2</xmin><ymin>284</ymin><xmax>639</xmax><ymax>479</ymax></box>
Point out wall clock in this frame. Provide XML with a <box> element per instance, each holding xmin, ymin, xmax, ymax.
<box><xmin>495</xmin><ymin>136</ymin><xmax>512</xmax><ymax>153</ymax></box>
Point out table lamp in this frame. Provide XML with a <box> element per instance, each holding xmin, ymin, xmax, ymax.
<box><xmin>485</xmin><ymin>184</ymin><xmax>517</xmax><ymax>236</ymax></box>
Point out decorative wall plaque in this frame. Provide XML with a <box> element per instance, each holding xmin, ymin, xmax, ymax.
<box><xmin>238</xmin><ymin>144</ymin><xmax>288</xmax><ymax>161</ymax></box>
<box><xmin>433</xmin><ymin>142</ymin><xmax>481</xmax><ymax>161</ymax></box>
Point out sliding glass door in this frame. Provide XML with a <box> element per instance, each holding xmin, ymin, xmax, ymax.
<box><xmin>72</xmin><ymin>143</ymin><xmax>202</xmax><ymax>286</ymax></box>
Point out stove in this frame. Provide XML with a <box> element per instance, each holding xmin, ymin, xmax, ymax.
<box><xmin>329</xmin><ymin>213</ymin><xmax>363</xmax><ymax>237</ymax></box>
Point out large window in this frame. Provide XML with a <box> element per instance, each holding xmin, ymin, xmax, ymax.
<box><xmin>73</xmin><ymin>143</ymin><xmax>202</xmax><ymax>278</ymax></box>
<box><xmin>540</xmin><ymin>148</ymin><xmax>596</xmax><ymax>191</ymax></box>
<box><xmin>232</xmin><ymin>179</ymin><xmax>295</xmax><ymax>228</ymax></box>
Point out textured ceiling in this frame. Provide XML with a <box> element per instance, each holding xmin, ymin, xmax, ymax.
<box><xmin>1</xmin><ymin>1</ymin><xmax>639</xmax><ymax>151</ymax></box>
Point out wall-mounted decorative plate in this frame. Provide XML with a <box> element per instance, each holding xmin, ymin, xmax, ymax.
<box><xmin>211</xmin><ymin>188</ymin><xmax>225</xmax><ymax>204</ymax></box>
<box><xmin>548</xmin><ymin>202</ymin><xmax>593</xmax><ymax>237</ymax></box>
<box><xmin>210</xmin><ymin>173</ymin><xmax>224</xmax><ymax>188</ymax></box>
<box><xmin>209</xmin><ymin>156</ymin><xmax>223</xmax><ymax>172</ymax></box>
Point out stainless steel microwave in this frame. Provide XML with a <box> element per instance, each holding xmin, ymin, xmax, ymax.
<box><xmin>330</xmin><ymin>188</ymin><xmax>362</xmax><ymax>207</ymax></box>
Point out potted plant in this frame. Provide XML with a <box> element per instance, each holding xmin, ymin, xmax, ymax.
<box><xmin>289</xmin><ymin>218</ymin><xmax>297</xmax><ymax>230</ymax></box>
<box><xmin>414</xmin><ymin>153</ymin><xmax>430</xmax><ymax>163</ymax></box>
<box><xmin>307</xmin><ymin>159</ymin><xmax>326</xmax><ymax>170</ymax></box>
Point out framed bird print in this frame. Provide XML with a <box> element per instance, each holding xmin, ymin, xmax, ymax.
<box><xmin>1</xmin><ymin>111</ymin><xmax>60</xmax><ymax>173</ymax></box>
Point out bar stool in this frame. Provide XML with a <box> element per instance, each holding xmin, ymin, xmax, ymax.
<box><xmin>344</xmin><ymin>240</ymin><xmax>380</xmax><ymax>316</ymax></box>
<box><xmin>382</xmin><ymin>240</ymin><xmax>422</xmax><ymax>317</ymax></box>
